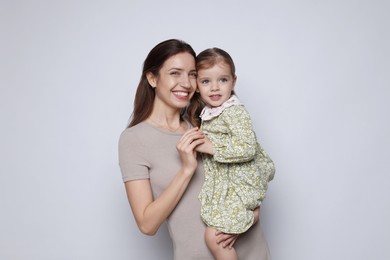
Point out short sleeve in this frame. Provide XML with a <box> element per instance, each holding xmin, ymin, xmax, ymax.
<box><xmin>118</xmin><ymin>128</ymin><xmax>150</xmax><ymax>182</ymax></box>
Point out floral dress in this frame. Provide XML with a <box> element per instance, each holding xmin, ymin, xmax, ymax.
<box><xmin>198</xmin><ymin>95</ymin><xmax>275</xmax><ymax>234</ymax></box>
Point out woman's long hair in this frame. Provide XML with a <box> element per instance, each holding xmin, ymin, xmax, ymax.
<box><xmin>128</xmin><ymin>39</ymin><xmax>196</xmax><ymax>127</ymax></box>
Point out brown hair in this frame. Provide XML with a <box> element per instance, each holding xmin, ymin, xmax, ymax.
<box><xmin>186</xmin><ymin>47</ymin><xmax>237</xmax><ymax>127</ymax></box>
<box><xmin>128</xmin><ymin>39</ymin><xmax>196</xmax><ymax>127</ymax></box>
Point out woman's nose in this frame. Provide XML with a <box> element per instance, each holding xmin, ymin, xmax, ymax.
<box><xmin>180</xmin><ymin>75</ymin><xmax>191</xmax><ymax>88</ymax></box>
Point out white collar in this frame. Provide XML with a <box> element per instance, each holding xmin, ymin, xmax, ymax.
<box><xmin>200</xmin><ymin>95</ymin><xmax>242</xmax><ymax>121</ymax></box>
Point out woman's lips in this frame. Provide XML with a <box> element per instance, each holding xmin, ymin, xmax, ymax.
<box><xmin>173</xmin><ymin>91</ymin><xmax>189</xmax><ymax>100</ymax></box>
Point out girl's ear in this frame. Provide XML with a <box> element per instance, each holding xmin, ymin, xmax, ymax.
<box><xmin>232</xmin><ymin>75</ymin><xmax>237</xmax><ymax>90</ymax></box>
<box><xmin>146</xmin><ymin>72</ymin><xmax>157</xmax><ymax>88</ymax></box>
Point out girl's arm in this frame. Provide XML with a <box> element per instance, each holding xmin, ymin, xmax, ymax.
<box><xmin>212</xmin><ymin>105</ymin><xmax>258</xmax><ymax>163</ymax></box>
<box><xmin>124</xmin><ymin>128</ymin><xmax>205</xmax><ymax>235</ymax></box>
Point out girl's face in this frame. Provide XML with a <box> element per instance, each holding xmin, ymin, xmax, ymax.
<box><xmin>197</xmin><ymin>62</ymin><xmax>236</xmax><ymax>108</ymax></box>
<box><xmin>147</xmin><ymin>52</ymin><xmax>197</xmax><ymax>110</ymax></box>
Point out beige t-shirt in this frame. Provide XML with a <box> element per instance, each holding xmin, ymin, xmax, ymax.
<box><xmin>119</xmin><ymin>122</ymin><xmax>271</xmax><ymax>260</ymax></box>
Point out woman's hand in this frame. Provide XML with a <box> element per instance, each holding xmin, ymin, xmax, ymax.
<box><xmin>214</xmin><ymin>207</ymin><xmax>260</xmax><ymax>248</ymax></box>
<box><xmin>215</xmin><ymin>231</ymin><xmax>239</xmax><ymax>249</ymax></box>
<box><xmin>176</xmin><ymin>127</ymin><xmax>205</xmax><ymax>174</ymax></box>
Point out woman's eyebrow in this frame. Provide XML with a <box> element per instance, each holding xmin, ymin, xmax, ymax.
<box><xmin>168</xmin><ymin>68</ymin><xmax>183</xmax><ymax>71</ymax></box>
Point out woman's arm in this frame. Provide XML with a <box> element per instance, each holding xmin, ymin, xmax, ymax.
<box><xmin>125</xmin><ymin>171</ymin><xmax>193</xmax><ymax>235</ymax></box>
<box><xmin>125</xmin><ymin>128</ymin><xmax>205</xmax><ymax>236</ymax></box>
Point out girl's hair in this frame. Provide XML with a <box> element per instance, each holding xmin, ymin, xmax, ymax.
<box><xmin>128</xmin><ymin>39</ymin><xmax>196</xmax><ymax>127</ymax></box>
<box><xmin>187</xmin><ymin>47</ymin><xmax>236</xmax><ymax>127</ymax></box>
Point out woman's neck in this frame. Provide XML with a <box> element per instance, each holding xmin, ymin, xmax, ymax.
<box><xmin>147</xmin><ymin>102</ymin><xmax>184</xmax><ymax>133</ymax></box>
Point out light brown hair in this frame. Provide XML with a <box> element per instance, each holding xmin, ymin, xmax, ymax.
<box><xmin>187</xmin><ymin>48</ymin><xmax>237</xmax><ymax>127</ymax></box>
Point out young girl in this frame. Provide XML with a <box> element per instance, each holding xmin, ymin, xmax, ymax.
<box><xmin>188</xmin><ymin>48</ymin><xmax>276</xmax><ymax>260</ymax></box>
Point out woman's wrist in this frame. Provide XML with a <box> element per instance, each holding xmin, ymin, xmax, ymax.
<box><xmin>181</xmin><ymin>166</ymin><xmax>196</xmax><ymax>178</ymax></box>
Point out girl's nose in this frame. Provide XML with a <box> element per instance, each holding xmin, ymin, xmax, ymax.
<box><xmin>210</xmin><ymin>82</ymin><xmax>219</xmax><ymax>91</ymax></box>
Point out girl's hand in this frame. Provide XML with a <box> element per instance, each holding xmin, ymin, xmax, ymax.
<box><xmin>194</xmin><ymin>133</ymin><xmax>214</xmax><ymax>155</ymax></box>
<box><xmin>215</xmin><ymin>231</ymin><xmax>239</xmax><ymax>249</ymax></box>
<box><xmin>176</xmin><ymin>128</ymin><xmax>205</xmax><ymax>174</ymax></box>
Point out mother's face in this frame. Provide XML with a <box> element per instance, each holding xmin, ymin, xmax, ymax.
<box><xmin>147</xmin><ymin>52</ymin><xmax>197</xmax><ymax>109</ymax></box>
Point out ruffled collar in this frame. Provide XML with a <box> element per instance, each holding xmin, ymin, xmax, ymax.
<box><xmin>200</xmin><ymin>95</ymin><xmax>242</xmax><ymax>121</ymax></box>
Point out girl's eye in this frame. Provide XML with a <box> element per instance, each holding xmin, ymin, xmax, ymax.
<box><xmin>219</xmin><ymin>78</ymin><xmax>228</xmax><ymax>83</ymax></box>
<box><xmin>200</xmin><ymin>79</ymin><xmax>209</xmax><ymax>84</ymax></box>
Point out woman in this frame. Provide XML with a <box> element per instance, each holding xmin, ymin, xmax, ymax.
<box><xmin>118</xmin><ymin>39</ymin><xmax>271</xmax><ymax>259</ymax></box>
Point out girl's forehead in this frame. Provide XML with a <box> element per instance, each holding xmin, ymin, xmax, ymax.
<box><xmin>198</xmin><ymin>62</ymin><xmax>231</xmax><ymax>73</ymax></box>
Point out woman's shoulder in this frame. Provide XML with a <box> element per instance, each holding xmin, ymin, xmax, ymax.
<box><xmin>119</xmin><ymin>121</ymin><xmax>182</xmax><ymax>149</ymax></box>
<box><xmin>121</xmin><ymin>122</ymin><xmax>147</xmax><ymax>133</ymax></box>
<box><xmin>119</xmin><ymin>122</ymin><xmax>150</xmax><ymax>145</ymax></box>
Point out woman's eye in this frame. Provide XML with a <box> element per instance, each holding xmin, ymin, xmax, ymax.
<box><xmin>189</xmin><ymin>72</ymin><xmax>197</xmax><ymax>78</ymax></box>
<box><xmin>170</xmin><ymin>71</ymin><xmax>180</xmax><ymax>76</ymax></box>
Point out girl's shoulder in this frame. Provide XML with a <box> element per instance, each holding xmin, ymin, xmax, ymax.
<box><xmin>220</xmin><ymin>103</ymin><xmax>250</xmax><ymax>119</ymax></box>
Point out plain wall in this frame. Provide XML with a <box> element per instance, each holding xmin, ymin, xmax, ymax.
<box><xmin>1</xmin><ymin>0</ymin><xmax>389</xmax><ymax>259</ymax></box>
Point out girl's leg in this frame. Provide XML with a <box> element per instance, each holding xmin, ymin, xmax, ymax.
<box><xmin>205</xmin><ymin>226</ymin><xmax>238</xmax><ymax>260</ymax></box>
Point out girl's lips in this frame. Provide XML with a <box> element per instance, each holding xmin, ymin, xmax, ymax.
<box><xmin>209</xmin><ymin>95</ymin><xmax>221</xmax><ymax>101</ymax></box>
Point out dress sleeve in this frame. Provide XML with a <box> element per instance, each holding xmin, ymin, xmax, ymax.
<box><xmin>118</xmin><ymin>128</ymin><xmax>150</xmax><ymax>182</ymax></box>
<box><xmin>213</xmin><ymin>105</ymin><xmax>258</xmax><ymax>163</ymax></box>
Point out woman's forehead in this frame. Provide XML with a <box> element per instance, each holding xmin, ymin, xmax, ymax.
<box><xmin>161</xmin><ymin>52</ymin><xmax>195</xmax><ymax>70</ymax></box>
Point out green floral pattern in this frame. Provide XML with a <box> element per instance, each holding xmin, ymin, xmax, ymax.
<box><xmin>199</xmin><ymin>104</ymin><xmax>275</xmax><ymax>234</ymax></box>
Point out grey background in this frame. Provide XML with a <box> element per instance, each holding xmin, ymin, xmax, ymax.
<box><xmin>1</xmin><ymin>0</ymin><xmax>389</xmax><ymax>259</ymax></box>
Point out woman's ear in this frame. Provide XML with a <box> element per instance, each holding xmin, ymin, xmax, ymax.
<box><xmin>146</xmin><ymin>72</ymin><xmax>157</xmax><ymax>88</ymax></box>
